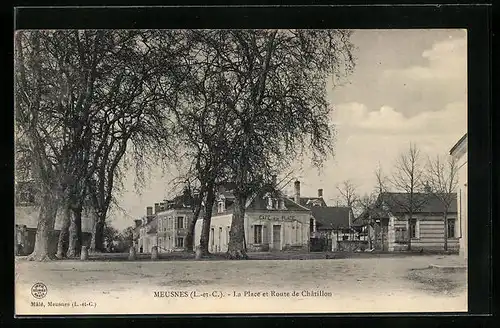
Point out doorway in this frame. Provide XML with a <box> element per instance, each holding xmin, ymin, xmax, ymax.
<box><xmin>272</xmin><ymin>225</ymin><xmax>281</xmax><ymax>250</ymax></box>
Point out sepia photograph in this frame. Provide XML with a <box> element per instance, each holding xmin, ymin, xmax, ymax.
<box><xmin>14</xmin><ymin>28</ymin><xmax>468</xmax><ymax>315</ymax></box>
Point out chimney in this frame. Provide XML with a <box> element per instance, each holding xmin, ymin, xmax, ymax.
<box><xmin>146</xmin><ymin>206</ymin><xmax>153</xmax><ymax>216</ymax></box>
<box><xmin>294</xmin><ymin>180</ymin><xmax>301</xmax><ymax>204</ymax></box>
<box><xmin>318</xmin><ymin>189</ymin><xmax>323</xmax><ymax>198</ymax></box>
<box><xmin>154</xmin><ymin>203</ymin><xmax>160</xmax><ymax>214</ymax></box>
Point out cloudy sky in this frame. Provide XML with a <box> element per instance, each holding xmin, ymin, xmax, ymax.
<box><xmin>111</xmin><ymin>29</ymin><xmax>467</xmax><ymax>231</ymax></box>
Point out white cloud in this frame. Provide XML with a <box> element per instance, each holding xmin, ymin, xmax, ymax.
<box><xmin>383</xmin><ymin>37</ymin><xmax>467</xmax><ymax>81</ymax></box>
<box><xmin>332</xmin><ymin>101</ymin><xmax>466</xmax><ymax>136</ymax></box>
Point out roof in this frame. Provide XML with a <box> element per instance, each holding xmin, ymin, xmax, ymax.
<box><xmin>449</xmin><ymin>133</ymin><xmax>467</xmax><ymax>155</ymax></box>
<box><xmin>378</xmin><ymin>192</ymin><xmax>457</xmax><ymax>214</ymax></box>
<box><xmin>165</xmin><ymin>191</ymin><xmax>194</xmax><ymax>210</ymax></box>
<box><xmin>15</xmin><ymin>205</ymin><xmax>94</xmax><ymax>233</ymax></box>
<box><xmin>311</xmin><ymin>206</ymin><xmax>351</xmax><ymax>230</ymax></box>
<box><xmin>214</xmin><ymin>187</ymin><xmax>311</xmax><ymax>215</ymax></box>
<box><xmin>289</xmin><ymin>196</ymin><xmax>327</xmax><ymax>208</ymax></box>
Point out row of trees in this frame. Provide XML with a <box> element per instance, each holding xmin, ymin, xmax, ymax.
<box><xmin>335</xmin><ymin>143</ymin><xmax>459</xmax><ymax>251</ymax></box>
<box><xmin>15</xmin><ymin>29</ymin><xmax>356</xmax><ymax>261</ymax></box>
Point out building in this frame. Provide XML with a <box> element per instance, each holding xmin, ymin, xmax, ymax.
<box><xmin>361</xmin><ymin>192</ymin><xmax>459</xmax><ymax>252</ymax></box>
<box><xmin>309</xmin><ymin>206</ymin><xmax>361</xmax><ymax>251</ymax></box>
<box><xmin>290</xmin><ymin>185</ymin><xmax>360</xmax><ymax>251</ymax></box>
<box><xmin>450</xmin><ymin>133</ymin><xmax>467</xmax><ymax>260</ymax></box>
<box><xmin>194</xmin><ymin>181</ymin><xmax>312</xmax><ymax>253</ymax></box>
<box><xmin>15</xmin><ymin>181</ymin><xmax>94</xmax><ymax>256</ymax></box>
<box><xmin>137</xmin><ymin>190</ymin><xmax>194</xmax><ymax>253</ymax></box>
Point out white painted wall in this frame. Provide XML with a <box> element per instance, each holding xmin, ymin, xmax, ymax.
<box><xmin>193</xmin><ymin>211</ymin><xmax>311</xmax><ymax>253</ymax></box>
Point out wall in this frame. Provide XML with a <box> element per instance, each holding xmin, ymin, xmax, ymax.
<box><xmin>156</xmin><ymin>209</ymin><xmax>192</xmax><ymax>252</ymax></box>
<box><xmin>456</xmin><ymin>148</ymin><xmax>468</xmax><ymax>260</ymax></box>
<box><xmin>391</xmin><ymin>214</ymin><xmax>460</xmax><ymax>252</ymax></box>
<box><xmin>194</xmin><ymin>213</ymin><xmax>232</xmax><ymax>253</ymax></box>
<box><xmin>194</xmin><ymin>210</ymin><xmax>311</xmax><ymax>253</ymax></box>
<box><xmin>246</xmin><ymin>211</ymin><xmax>310</xmax><ymax>252</ymax></box>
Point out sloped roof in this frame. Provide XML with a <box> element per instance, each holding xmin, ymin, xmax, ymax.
<box><xmin>378</xmin><ymin>192</ymin><xmax>457</xmax><ymax>214</ymax></box>
<box><xmin>214</xmin><ymin>187</ymin><xmax>311</xmax><ymax>215</ymax></box>
<box><xmin>449</xmin><ymin>133</ymin><xmax>467</xmax><ymax>155</ymax></box>
<box><xmin>165</xmin><ymin>191</ymin><xmax>194</xmax><ymax>210</ymax></box>
<box><xmin>15</xmin><ymin>205</ymin><xmax>94</xmax><ymax>233</ymax></box>
<box><xmin>288</xmin><ymin>196</ymin><xmax>327</xmax><ymax>208</ymax></box>
<box><xmin>311</xmin><ymin>206</ymin><xmax>351</xmax><ymax>229</ymax></box>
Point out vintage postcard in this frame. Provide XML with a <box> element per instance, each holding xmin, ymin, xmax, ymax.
<box><xmin>14</xmin><ymin>28</ymin><xmax>468</xmax><ymax>315</ymax></box>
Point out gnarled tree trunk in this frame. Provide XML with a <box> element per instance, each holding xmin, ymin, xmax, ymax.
<box><xmin>56</xmin><ymin>203</ymin><xmax>71</xmax><ymax>259</ymax></box>
<box><xmin>90</xmin><ymin>212</ymin><xmax>105</xmax><ymax>253</ymax></box>
<box><xmin>185</xmin><ymin>200</ymin><xmax>203</xmax><ymax>253</ymax></box>
<box><xmin>27</xmin><ymin>191</ymin><xmax>58</xmax><ymax>261</ymax></box>
<box><xmin>199</xmin><ymin>185</ymin><xmax>216</xmax><ymax>256</ymax></box>
<box><xmin>67</xmin><ymin>207</ymin><xmax>83</xmax><ymax>257</ymax></box>
<box><xmin>227</xmin><ymin>194</ymin><xmax>248</xmax><ymax>260</ymax></box>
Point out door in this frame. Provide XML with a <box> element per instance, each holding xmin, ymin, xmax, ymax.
<box><xmin>381</xmin><ymin>219</ymin><xmax>389</xmax><ymax>251</ymax></box>
<box><xmin>218</xmin><ymin>227</ymin><xmax>222</xmax><ymax>252</ymax></box>
<box><xmin>272</xmin><ymin>225</ymin><xmax>281</xmax><ymax>250</ymax></box>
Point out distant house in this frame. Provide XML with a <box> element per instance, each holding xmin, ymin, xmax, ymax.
<box><xmin>194</xmin><ymin>181</ymin><xmax>312</xmax><ymax>253</ymax></box>
<box><xmin>137</xmin><ymin>190</ymin><xmax>195</xmax><ymax>253</ymax></box>
<box><xmin>15</xmin><ymin>180</ymin><xmax>94</xmax><ymax>256</ymax></box>
<box><xmin>361</xmin><ymin>192</ymin><xmax>459</xmax><ymax>252</ymax></box>
<box><xmin>450</xmin><ymin>133</ymin><xmax>467</xmax><ymax>259</ymax></box>
<box><xmin>289</xmin><ymin>184</ymin><xmax>360</xmax><ymax>251</ymax></box>
<box><xmin>309</xmin><ymin>206</ymin><xmax>360</xmax><ymax>251</ymax></box>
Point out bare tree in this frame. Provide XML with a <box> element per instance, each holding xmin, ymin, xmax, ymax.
<box><xmin>336</xmin><ymin>180</ymin><xmax>359</xmax><ymax>209</ymax></box>
<box><xmin>374</xmin><ymin>162</ymin><xmax>388</xmax><ymax>195</ymax></box>
<box><xmin>387</xmin><ymin>143</ymin><xmax>428</xmax><ymax>251</ymax></box>
<box><xmin>356</xmin><ymin>193</ymin><xmax>378</xmax><ymax>248</ymax></box>
<box><xmin>425</xmin><ymin>155</ymin><xmax>459</xmax><ymax>251</ymax></box>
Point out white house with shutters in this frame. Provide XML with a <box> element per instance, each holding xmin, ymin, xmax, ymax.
<box><xmin>136</xmin><ymin>191</ymin><xmax>194</xmax><ymax>253</ymax></box>
<box><xmin>194</xmin><ymin>181</ymin><xmax>312</xmax><ymax>253</ymax></box>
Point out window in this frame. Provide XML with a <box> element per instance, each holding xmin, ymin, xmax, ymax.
<box><xmin>395</xmin><ymin>227</ymin><xmax>407</xmax><ymax>243</ymax></box>
<box><xmin>447</xmin><ymin>219</ymin><xmax>455</xmax><ymax>238</ymax></box>
<box><xmin>177</xmin><ymin>217</ymin><xmax>184</xmax><ymax>229</ymax></box>
<box><xmin>254</xmin><ymin>225</ymin><xmax>263</xmax><ymax>244</ymax></box>
<box><xmin>310</xmin><ymin>218</ymin><xmax>315</xmax><ymax>233</ymax></box>
<box><xmin>410</xmin><ymin>219</ymin><xmax>417</xmax><ymax>238</ymax></box>
<box><xmin>218</xmin><ymin>201</ymin><xmax>225</xmax><ymax>213</ymax></box>
<box><xmin>176</xmin><ymin>237</ymin><xmax>184</xmax><ymax>248</ymax></box>
<box><xmin>210</xmin><ymin>228</ymin><xmax>215</xmax><ymax>246</ymax></box>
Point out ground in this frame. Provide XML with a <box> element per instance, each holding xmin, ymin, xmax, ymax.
<box><xmin>15</xmin><ymin>253</ymin><xmax>467</xmax><ymax>315</ymax></box>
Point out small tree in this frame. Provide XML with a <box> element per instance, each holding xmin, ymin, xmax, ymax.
<box><xmin>426</xmin><ymin>155</ymin><xmax>459</xmax><ymax>251</ymax></box>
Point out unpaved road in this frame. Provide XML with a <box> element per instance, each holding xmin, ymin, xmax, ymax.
<box><xmin>15</xmin><ymin>255</ymin><xmax>467</xmax><ymax>314</ymax></box>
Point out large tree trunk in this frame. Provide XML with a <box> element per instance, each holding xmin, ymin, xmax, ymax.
<box><xmin>56</xmin><ymin>203</ymin><xmax>71</xmax><ymax>259</ymax></box>
<box><xmin>185</xmin><ymin>200</ymin><xmax>203</xmax><ymax>253</ymax></box>
<box><xmin>199</xmin><ymin>185</ymin><xmax>216</xmax><ymax>256</ymax></box>
<box><xmin>27</xmin><ymin>191</ymin><xmax>58</xmax><ymax>261</ymax></box>
<box><xmin>90</xmin><ymin>212</ymin><xmax>105</xmax><ymax>253</ymax></box>
<box><xmin>227</xmin><ymin>194</ymin><xmax>248</xmax><ymax>260</ymax></box>
<box><xmin>443</xmin><ymin>212</ymin><xmax>448</xmax><ymax>251</ymax></box>
<box><xmin>67</xmin><ymin>207</ymin><xmax>83</xmax><ymax>257</ymax></box>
